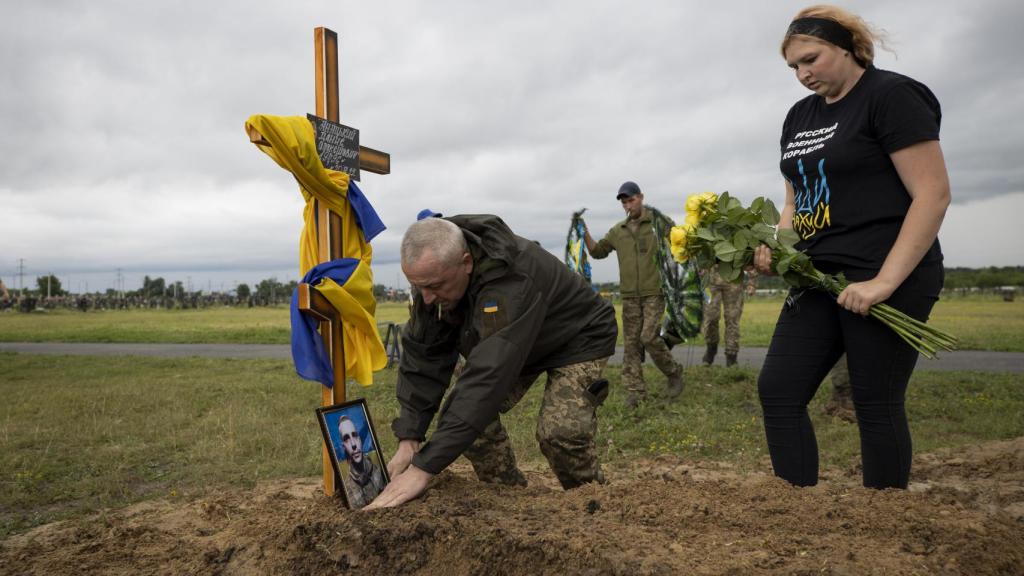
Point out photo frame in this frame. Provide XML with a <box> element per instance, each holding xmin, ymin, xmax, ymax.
<box><xmin>315</xmin><ymin>398</ymin><xmax>390</xmax><ymax>509</ymax></box>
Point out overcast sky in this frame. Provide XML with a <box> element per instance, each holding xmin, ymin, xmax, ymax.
<box><xmin>2</xmin><ymin>0</ymin><xmax>1022</xmax><ymax>293</ymax></box>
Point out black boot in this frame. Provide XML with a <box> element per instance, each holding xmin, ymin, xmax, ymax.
<box><xmin>666</xmin><ymin>372</ymin><xmax>684</xmax><ymax>398</ymax></box>
<box><xmin>725</xmin><ymin>353</ymin><xmax>738</xmax><ymax>367</ymax></box>
<box><xmin>702</xmin><ymin>344</ymin><xmax>717</xmax><ymax>365</ymax></box>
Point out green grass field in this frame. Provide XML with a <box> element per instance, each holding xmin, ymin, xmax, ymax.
<box><xmin>2</xmin><ymin>352</ymin><xmax>1023</xmax><ymax>537</ymax></box>
<box><xmin>1</xmin><ymin>293</ymin><xmax>1023</xmax><ymax>537</ymax></box>
<box><xmin>1</xmin><ymin>293</ymin><xmax>1021</xmax><ymax>351</ymax></box>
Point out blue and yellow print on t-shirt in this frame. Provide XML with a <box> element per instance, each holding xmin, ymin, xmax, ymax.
<box><xmin>789</xmin><ymin>157</ymin><xmax>831</xmax><ymax>240</ymax></box>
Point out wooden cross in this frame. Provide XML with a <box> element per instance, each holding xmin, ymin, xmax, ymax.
<box><xmin>249</xmin><ymin>27</ymin><xmax>390</xmax><ymax>497</ymax></box>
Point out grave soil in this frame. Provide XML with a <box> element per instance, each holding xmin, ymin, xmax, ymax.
<box><xmin>3</xmin><ymin>437</ymin><xmax>1023</xmax><ymax>575</ymax></box>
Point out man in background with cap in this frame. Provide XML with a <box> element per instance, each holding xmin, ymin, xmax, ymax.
<box><xmin>584</xmin><ymin>181</ymin><xmax>684</xmax><ymax>407</ymax></box>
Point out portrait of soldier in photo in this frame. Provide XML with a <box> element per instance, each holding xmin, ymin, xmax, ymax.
<box><xmin>333</xmin><ymin>412</ymin><xmax>387</xmax><ymax>509</ymax></box>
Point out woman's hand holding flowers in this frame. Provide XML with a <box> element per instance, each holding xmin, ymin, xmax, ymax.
<box><xmin>668</xmin><ymin>192</ymin><xmax>957</xmax><ymax>358</ymax></box>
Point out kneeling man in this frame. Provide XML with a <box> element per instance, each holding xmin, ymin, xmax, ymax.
<box><xmin>366</xmin><ymin>214</ymin><xmax>617</xmax><ymax>509</ymax></box>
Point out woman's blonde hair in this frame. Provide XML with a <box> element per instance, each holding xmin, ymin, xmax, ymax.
<box><xmin>781</xmin><ymin>5</ymin><xmax>890</xmax><ymax>67</ymax></box>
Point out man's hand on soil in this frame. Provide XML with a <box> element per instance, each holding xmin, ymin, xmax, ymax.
<box><xmin>363</xmin><ymin>465</ymin><xmax>433</xmax><ymax>510</ymax></box>
<box><xmin>385</xmin><ymin>439</ymin><xmax>420</xmax><ymax>478</ymax></box>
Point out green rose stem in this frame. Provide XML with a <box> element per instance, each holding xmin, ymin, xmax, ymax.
<box><xmin>766</xmin><ymin>246</ymin><xmax>957</xmax><ymax>359</ymax></box>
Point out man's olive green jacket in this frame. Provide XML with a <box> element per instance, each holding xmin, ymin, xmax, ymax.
<box><xmin>393</xmin><ymin>214</ymin><xmax>618</xmax><ymax>474</ymax></box>
<box><xmin>589</xmin><ymin>207</ymin><xmax>674</xmax><ymax>298</ymax></box>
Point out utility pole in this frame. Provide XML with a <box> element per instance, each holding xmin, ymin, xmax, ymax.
<box><xmin>18</xmin><ymin>259</ymin><xmax>25</xmax><ymax>291</ymax></box>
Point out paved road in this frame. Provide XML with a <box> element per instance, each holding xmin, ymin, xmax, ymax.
<box><xmin>3</xmin><ymin>342</ymin><xmax>1023</xmax><ymax>373</ymax></box>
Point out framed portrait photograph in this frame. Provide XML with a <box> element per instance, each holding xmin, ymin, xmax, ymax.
<box><xmin>315</xmin><ymin>399</ymin><xmax>390</xmax><ymax>509</ymax></box>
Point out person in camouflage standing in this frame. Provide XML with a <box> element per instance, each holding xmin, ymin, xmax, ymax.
<box><xmin>365</xmin><ymin>214</ymin><xmax>618</xmax><ymax>509</ymax></box>
<box><xmin>824</xmin><ymin>353</ymin><xmax>855</xmax><ymax>422</ymax></box>
<box><xmin>583</xmin><ymin>181</ymin><xmax>685</xmax><ymax>408</ymax></box>
<box><xmin>702</xmin><ymin>265</ymin><xmax>757</xmax><ymax>367</ymax></box>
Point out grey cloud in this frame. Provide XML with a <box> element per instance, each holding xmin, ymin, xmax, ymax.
<box><xmin>1</xmin><ymin>0</ymin><xmax>1021</xmax><ymax>290</ymax></box>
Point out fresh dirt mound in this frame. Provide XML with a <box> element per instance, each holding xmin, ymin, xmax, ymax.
<box><xmin>3</xmin><ymin>439</ymin><xmax>1023</xmax><ymax>576</ymax></box>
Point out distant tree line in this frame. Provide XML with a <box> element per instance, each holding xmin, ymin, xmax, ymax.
<box><xmin>1</xmin><ymin>275</ymin><xmax>412</xmax><ymax>312</ymax></box>
<box><xmin>941</xmin><ymin>267</ymin><xmax>1024</xmax><ymax>289</ymax></box>
<box><xmin>4</xmin><ymin>267</ymin><xmax>1017</xmax><ymax>313</ymax></box>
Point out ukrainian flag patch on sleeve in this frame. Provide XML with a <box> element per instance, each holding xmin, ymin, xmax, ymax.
<box><xmin>479</xmin><ymin>296</ymin><xmax>508</xmax><ymax>339</ymax></box>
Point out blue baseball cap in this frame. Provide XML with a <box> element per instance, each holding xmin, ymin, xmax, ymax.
<box><xmin>616</xmin><ymin>181</ymin><xmax>641</xmax><ymax>200</ymax></box>
<box><xmin>416</xmin><ymin>208</ymin><xmax>443</xmax><ymax>220</ymax></box>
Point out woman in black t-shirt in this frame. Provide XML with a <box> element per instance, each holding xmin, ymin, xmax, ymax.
<box><xmin>752</xmin><ymin>5</ymin><xmax>951</xmax><ymax>489</ymax></box>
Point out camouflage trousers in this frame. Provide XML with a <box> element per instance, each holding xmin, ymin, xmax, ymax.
<box><xmin>621</xmin><ymin>295</ymin><xmax>681</xmax><ymax>395</ymax></box>
<box><xmin>703</xmin><ymin>282</ymin><xmax>745</xmax><ymax>355</ymax></box>
<box><xmin>828</xmin><ymin>353</ymin><xmax>853</xmax><ymax>406</ymax></box>
<box><xmin>462</xmin><ymin>358</ymin><xmax>609</xmax><ymax>490</ymax></box>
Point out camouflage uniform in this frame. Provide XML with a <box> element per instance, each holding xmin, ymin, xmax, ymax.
<box><xmin>824</xmin><ymin>353</ymin><xmax>855</xmax><ymax>422</ymax></box>
<box><xmin>702</xmin><ymin>266</ymin><xmax>755</xmax><ymax>364</ymax></box>
<box><xmin>621</xmin><ymin>295</ymin><xmax>680</xmax><ymax>396</ymax></box>
<box><xmin>341</xmin><ymin>457</ymin><xmax>387</xmax><ymax>509</ymax></box>
<box><xmin>464</xmin><ymin>358</ymin><xmax>609</xmax><ymax>489</ymax></box>
<box><xmin>589</xmin><ymin>207</ymin><xmax>682</xmax><ymax>399</ymax></box>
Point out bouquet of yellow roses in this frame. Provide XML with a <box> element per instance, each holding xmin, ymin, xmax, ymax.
<box><xmin>669</xmin><ymin>192</ymin><xmax>957</xmax><ymax>358</ymax></box>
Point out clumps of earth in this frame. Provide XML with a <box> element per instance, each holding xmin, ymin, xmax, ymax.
<box><xmin>3</xmin><ymin>438</ymin><xmax>1023</xmax><ymax>575</ymax></box>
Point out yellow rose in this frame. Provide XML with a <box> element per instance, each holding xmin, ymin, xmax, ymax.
<box><xmin>669</xmin><ymin>226</ymin><xmax>689</xmax><ymax>263</ymax></box>
<box><xmin>671</xmin><ymin>243</ymin><xmax>689</xmax><ymax>263</ymax></box>
<box><xmin>700</xmin><ymin>191</ymin><xmax>718</xmax><ymax>204</ymax></box>
<box><xmin>684</xmin><ymin>211</ymin><xmax>700</xmax><ymax>229</ymax></box>
<box><xmin>685</xmin><ymin>194</ymin><xmax>702</xmax><ymax>213</ymax></box>
<box><xmin>670</xmin><ymin>225</ymin><xmax>687</xmax><ymax>246</ymax></box>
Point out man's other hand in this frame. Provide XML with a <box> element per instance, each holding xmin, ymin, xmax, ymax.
<box><xmin>386</xmin><ymin>439</ymin><xmax>421</xmax><ymax>478</ymax></box>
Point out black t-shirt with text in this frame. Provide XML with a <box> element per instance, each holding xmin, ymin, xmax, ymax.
<box><xmin>779</xmin><ymin>66</ymin><xmax>944</xmax><ymax>269</ymax></box>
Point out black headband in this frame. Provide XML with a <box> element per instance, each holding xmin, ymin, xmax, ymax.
<box><xmin>786</xmin><ymin>17</ymin><xmax>856</xmax><ymax>53</ymax></box>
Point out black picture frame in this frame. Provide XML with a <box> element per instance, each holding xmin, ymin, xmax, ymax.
<box><xmin>315</xmin><ymin>398</ymin><xmax>390</xmax><ymax>509</ymax></box>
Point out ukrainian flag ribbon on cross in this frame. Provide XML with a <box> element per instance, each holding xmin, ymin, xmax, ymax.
<box><xmin>245</xmin><ymin>114</ymin><xmax>388</xmax><ymax>387</ymax></box>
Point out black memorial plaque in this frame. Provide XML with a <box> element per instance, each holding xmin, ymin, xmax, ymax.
<box><xmin>307</xmin><ymin>114</ymin><xmax>360</xmax><ymax>181</ymax></box>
